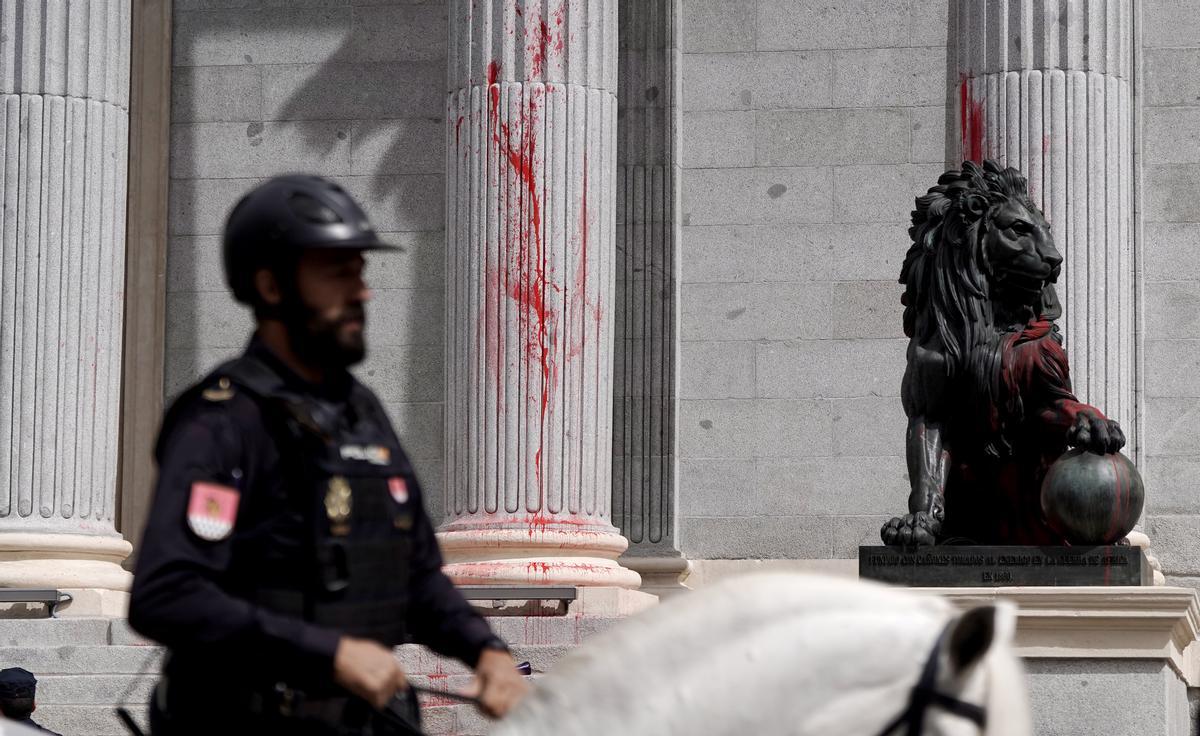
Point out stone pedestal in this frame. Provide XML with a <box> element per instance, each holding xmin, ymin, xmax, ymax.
<box><xmin>934</xmin><ymin>586</ymin><xmax>1200</xmax><ymax>736</ymax></box>
<box><xmin>953</xmin><ymin>0</ymin><xmax>1135</xmax><ymax>450</ymax></box>
<box><xmin>441</xmin><ymin>0</ymin><xmax>640</xmax><ymax>591</ymax></box>
<box><xmin>0</xmin><ymin>0</ymin><xmax>133</xmax><ymax>615</ymax></box>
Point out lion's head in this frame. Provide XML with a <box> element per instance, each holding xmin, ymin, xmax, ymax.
<box><xmin>900</xmin><ymin>160</ymin><xmax>1063</xmax><ymax>379</ymax></box>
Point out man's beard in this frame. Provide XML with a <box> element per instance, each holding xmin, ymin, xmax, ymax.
<box><xmin>282</xmin><ymin>297</ymin><xmax>367</xmax><ymax>371</ymax></box>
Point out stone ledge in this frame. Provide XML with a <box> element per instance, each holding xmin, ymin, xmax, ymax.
<box><xmin>926</xmin><ymin>586</ymin><xmax>1200</xmax><ymax>685</ymax></box>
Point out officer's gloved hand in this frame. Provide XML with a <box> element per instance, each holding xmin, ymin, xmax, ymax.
<box><xmin>334</xmin><ymin>636</ymin><xmax>408</xmax><ymax>709</ymax></box>
<box><xmin>468</xmin><ymin>648</ymin><xmax>529</xmax><ymax>718</ymax></box>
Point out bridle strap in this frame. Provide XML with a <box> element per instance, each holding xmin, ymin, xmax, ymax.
<box><xmin>875</xmin><ymin>624</ymin><xmax>988</xmax><ymax>736</ymax></box>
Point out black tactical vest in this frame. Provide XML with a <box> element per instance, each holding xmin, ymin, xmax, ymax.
<box><xmin>217</xmin><ymin>355</ymin><xmax>414</xmax><ymax>648</ymax></box>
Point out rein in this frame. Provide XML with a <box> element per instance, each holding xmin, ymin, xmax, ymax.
<box><xmin>875</xmin><ymin>623</ymin><xmax>988</xmax><ymax>736</ymax></box>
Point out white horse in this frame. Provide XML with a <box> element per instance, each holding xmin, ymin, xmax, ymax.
<box><xmin>490</xmin><ymin>573</ymin><xmax>1031</xmax><ymax>736</ymax></box>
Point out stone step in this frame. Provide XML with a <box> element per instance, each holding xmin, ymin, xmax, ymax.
<box><xmin>484</xmin><ymin>615</ymin><xmax>623</xmax><ymax>646</ymax></box>
<box><xmin>0</xmin><ymin>618</ymin><xmax>112</xmax><ymax>647</ymax></box>
<box><xmin>0</xmin><ymin>646</ymin><xmax>163</xmax><ymax>674</ymax></box>
<box><xmin>32</xmin><ymin>704</ymin><xmax>149</xmax><ymax>736</ymax></box>
<box><xmin>35</xmin><ymin>674</ymin><xmax>157</xmax><ymax>705</ymax></box>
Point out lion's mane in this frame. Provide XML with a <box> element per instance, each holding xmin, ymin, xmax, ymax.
<box><xmin>899</xmin><ymin>160</ymin><xmax>1059</xmax><ymax>449</ymax></box>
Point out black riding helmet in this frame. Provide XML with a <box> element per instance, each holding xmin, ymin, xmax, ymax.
<box><xmin>223</xmin><ymin>174</ymin><xmax>398</xmax><ymax>305</ymax></box>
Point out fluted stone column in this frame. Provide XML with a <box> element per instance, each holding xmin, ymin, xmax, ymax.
<box><xmin>612</xmin><ymin>0</ymin><xmax>688</xmax><ymax>596</ymax></box>
<box><xmin>0</xmin><ymin>1</ymin><xmax>132</xmax><ymax>614</ymax></box>
<box><xmin>954</xmin><ymin>0</ymin><xmax>1135</xmax><ymax>448</ymax></box>
<box><xmin>441</xmin><ymin>0</ymin><xmax>640</xmax><ymax>590</ymax></box>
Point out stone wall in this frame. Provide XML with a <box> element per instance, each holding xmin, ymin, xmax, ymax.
<box><xmin>676</xmin><ymin>0</ymin><xmax>948</xmax><ymax>559</ymax></box>
<box><xmin>165</xmin><ymin>0</ymin><xmax>448</xmax><ymax>516</ymax></box>
<box><xmin>1141</xmin><ymin>0</ymin><xmax>1200</xmax><ymax>588</ymax></box>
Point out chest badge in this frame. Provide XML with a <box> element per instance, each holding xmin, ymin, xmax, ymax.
<box><xmin>325</xmin><ymin>476</ymin><xmax>353</xmax><ymax>536</ymax></box>
<box><xmin>388</xmin><ymin>476</ymin><xmax>409</xmax><ymax>504</ymax></box>
<box><xmin>187</xmin><ymin>481</ymin><xmax>240</xmax><ymax>541</ymax></box>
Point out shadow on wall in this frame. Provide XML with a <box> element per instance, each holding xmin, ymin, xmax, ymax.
<box><xmin>168</xmin><ymin>2</ymin><xmax>446</xmax><ymax>401</ymax></box>
<box><xmin>167</xmin><ymin>3</ymin><xmax>449</xmax><ymax>512</ymax></box>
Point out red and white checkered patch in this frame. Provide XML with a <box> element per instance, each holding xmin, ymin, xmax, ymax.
<box><xmin>187</xmin><ymin>482</ymin><xmax>240</xmax><ymax>541</ymax></box>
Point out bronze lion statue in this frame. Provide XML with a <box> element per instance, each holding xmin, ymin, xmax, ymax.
<box><xmin>881</xmin><ymin>160</ymin><xmax>1125</xmax><ymax>546</ymax></box>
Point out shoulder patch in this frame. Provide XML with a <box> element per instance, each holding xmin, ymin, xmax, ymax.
<box><xmin>187</xmin><ymin>481</ymin><xmax>240</xmax><ymax>541</ymax></box>
<box><xmin>201</xmin><ymin>377</ymin><xmax>236</xmax><ymax>403</ymax></box>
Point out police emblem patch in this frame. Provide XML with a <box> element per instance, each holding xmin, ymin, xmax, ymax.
<box><xmin>187</xmin><ymin>482</ymin><xmax>240</xmax><ymax>541</ymax></box>
<box><xmin>388</xmin><ymin>476</ymin><xmax>409</xmax><ymax>504</ymax></box>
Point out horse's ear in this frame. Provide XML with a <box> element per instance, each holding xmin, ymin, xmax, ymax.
<box><xmin>945</xmin><ymin>605</ymin><xmax>996</xmax><ymax>674</ymax></box>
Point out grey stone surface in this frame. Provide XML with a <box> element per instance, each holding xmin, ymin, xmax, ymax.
<box><xmin>165</xmin><ymin>291</ymin><xmax>254</xmax><ymax>351</ymax></box>
<box><xmin>168</xmin><ymin>177</ymin><xmax>262</xmax><ymax>235</ymax></box>
<box><xmin>171</xmin><ymin>65</ymin><xmax>263</xmax><ymax>123</ymax></box>
<box><xmin>1142</xmin><ymin>398</ymin><xmax>1200</xmax><ymax>455</ymax></box>
<box><xmin>1144</xmin><ymin>455</ymin><xmax>1200</xmax><ymax>515</ymax></box>
<box><xmin>832</xmin><ymin>47</ymin><xmax>945</xmax><ymax>108</ymax></box>
<box><xmin>830</xmin><ymin>396</ymin><xmax>906</xmax><ymax>455</ymax></box>
<box><xmin>679</xmin><ymin>341</ymin><xmax>756</xmax><ymax>399</ymax></box>
<box><xmin>833</xmin><ymin>163</ymin><xmax>943</xmax><ymax>223</ymax></box>
<box><xmin>680</xmin><ymin>515</ymin><xmax>833</xmax><ymax>559</ymax></box>
<box><xmin>754</xmin><ymin>455</ymin><xmax>905</xmax><ymax>516</ymax></box>
<box><xmin>756</xmin><ymin>0</ymin><xmax>946</xmax><ymax>52</ymax></box>
<box><xmin>349</xmin><ymin>118</ymin><xmax>444</xmax><ymax>175</ymax></box>
<box><xmin>756</xmin><ymin>109</ymin><xmax>911</xmax><ymax>166</ymax></box>
<box><xmin>1145</xmin><ymin>341</ymin><xmax>1200</xmax><ymax>397</ymax></box>
<box><xmin>681</xmin><ymin>0</ymin><xmax>756</xmax><ymax>53</ymax></box>
<box><xmin>170</xmin><ymin>121</ymin><xmax>353</xmax><ymax>179</ymax></box>
<box><xmin>1145</xmin><ymin>224</ymin><xmax>1200</xmax><ymax>281</ymax></box>
<box><xmin>341</xmin><ymin>4</ymin><xmax>446</xmax><ymax>62</ymax></box>
<box><xmin>1146</xmin><ymin>49</ymin><xmax>1200</xmax><ymax>106</ymax></box>
<box><xmin>0</xmin><ymin>619</ymin><xmax>110</xmax><ymax>647</ymax></box>
<box><xmin>682</xmin><ymin>168</ymin><xmax>835</xmax><ymax>226</ymax></box>
<box><xmin>831</xmin><ymin>281</ymin><xmax>904</xmax><ymax>339</ymax></box>
<box><xmin>678</xmin><ymin>399</ymin><xmax>833</xmax><ymax>459</ymax></box>
<box><xmin>1147</xmin><ymin>282</ymin><xmax>1200</xmax><ymax>339</ymax></box>
<box><xmin>680</xmin><ymin>282</ymin><xmax>832</xmax><ymax>341</ymax></box>
<box><xmin>0</xmin><ymin>646</ymin><xmax>161</xmax><ymax>673</ymax></box>
<box><xmin>1145</xmin><ymin>0</ymin><xmax>1200</xmax><ymax>49</ymax></box>
<box><xmin>1147</xmin><ymin>515</ymin><xmax>1200</xmax><ymax>575</ymax></box>
<box><xmin>261</xmin><ymin>62</ymin><xmax>443</xmax><ymax>120</ymax></box>
<box><xmin>1145</xmin><ymin>165</ymin><xmax>1200</xmax><ymax>222</ymax></box>
<box><xmin>173</xmin><ymin>8</ymin><xmax>353</xmax><ymax>67</ymax></box>
<box><xmin>754</xmin><ymin>339</ymin><xmax>906</xmax><ymax>399</ymax></box>
<box><xmin>679</xmin><ymin>457</ymin><xmax>756</xmax><ymax>517</ymax></box>
<box><xmin>1024</xmin><ymin>659</ymin><xmax>1188</xmax><ymax>736</ymax></box>
<box><xmin>682</xmin><ymin>52</ymin><xmax>833</xmax><ymax>112</ymax></box>
<box><xmin>909</xmin><ymin>105</ymin><xmax>947</xmax><ymax>164</ymax></box>
<box><xmin>34</xmin><ymin>705</ymin><xmax>149</xmax><ymax>736</ymax></box>
<box><xmin>382</xmin><ymin>400</ymin><xmax>443</xmax><ymax>461</ymax></box>
<box><xmin>833</xmin><ymin>514</ymin><xmax>894</xmax><ymax>557</ymax></box>
<box><xmin>681</xmin><ymin>111</ymin><xmax>756</xmax><ymax>168</ymax></box>
<box><xmin>1147</xmin><ymin>108</ymin><xmax>1200</xmax><ymax>165</ymax></box>
<box><xmin>167</xmin><ymin>235</ymin><xmax>225</xmax><ymax>292</ymax></box>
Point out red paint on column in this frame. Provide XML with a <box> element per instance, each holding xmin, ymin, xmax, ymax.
<box><xmin>959</xmin><ymin>77</ymin><xmax>985</xmax><ymax>163</ymax></box>
<box><xmin>485</xmin><ymin>60</ymin><xmax>560</xmax><ymax>497</ymax></box>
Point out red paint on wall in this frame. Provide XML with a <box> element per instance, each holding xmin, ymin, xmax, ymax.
<box><xmin>959</xmin><ymin>77</ymin><xmax>985</xmax><ymax>163</ymax></box>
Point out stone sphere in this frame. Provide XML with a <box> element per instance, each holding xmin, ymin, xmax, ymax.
<box><xmin>1040</xmin><ymin>449</ymin><xmax>1144</xmax><ymax>545</ymax></box>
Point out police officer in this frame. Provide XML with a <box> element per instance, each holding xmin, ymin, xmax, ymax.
<box><xmin>129</xmin><ymin>175</ymin><xmax>528</xmax><ymax>735</ymax></box>
<box><xmin>0</xmin><ymin>668</ymin><xmax>61</xmax><ymax>735</ymax></box>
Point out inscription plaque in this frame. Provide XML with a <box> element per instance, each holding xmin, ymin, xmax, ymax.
<box><xmin>858</xmin><ymin>545</ymin><xmax>1151</xmax><ymax>586</ymax></box>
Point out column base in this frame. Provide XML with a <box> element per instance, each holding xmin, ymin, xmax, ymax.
<box><xmin>620</xmin><ymin>555</ymin><xmax>691</xmax><ymax>599</ymax></box>
<box><xmin>438</xmin><ymin>528</ymin><xmax>642</xmax><ymax>589</ymax></box>
<box><xmin>0</xmin><ymin>532</ymin><xmax>132</xmax><ymax>617</ymax></box>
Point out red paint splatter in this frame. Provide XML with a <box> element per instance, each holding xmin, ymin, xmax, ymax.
<box><xmin>1042</xmin><ymin>134</ymin><xmax>1051</xmax><ymax>156</ymax></box>
<box><xmin>487</xmin><ymin>60</ymin><xmax>501</xmax><ymax>86</ymax></box>
<box><xmin>484</xmin><ymin>59</ymin><xmax>558</xmax><ymax>499</ymax></box>
<box><xmin>959</xmin><ymin>76</ymin><xmax>985</xmax><ymax>163</ymax></box>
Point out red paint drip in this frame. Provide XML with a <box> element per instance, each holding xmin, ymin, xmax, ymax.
<box><xmin>959</xmin><ymin>77</ymin><xmax>985</xmax><ymax>163</ymax></box>
<box><xmin>485</xmin><ymin>60</ymin><xmax>558</xmax><ymax>499</ymax></box>
<box><xmin>1042</xmin><ymin>133</ymin><xmax>1051</xmax><ymax>156</ymax></box>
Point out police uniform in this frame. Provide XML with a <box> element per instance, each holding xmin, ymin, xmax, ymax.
<box><xmin>129</xmin><ymin>176</ymin><xmax>508</xmax><ymax>735</ymax></box>
<box><xmin>0</xmin><ymin>668</ymin><xmax>61</xmax><ymax>735</ymax></box>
